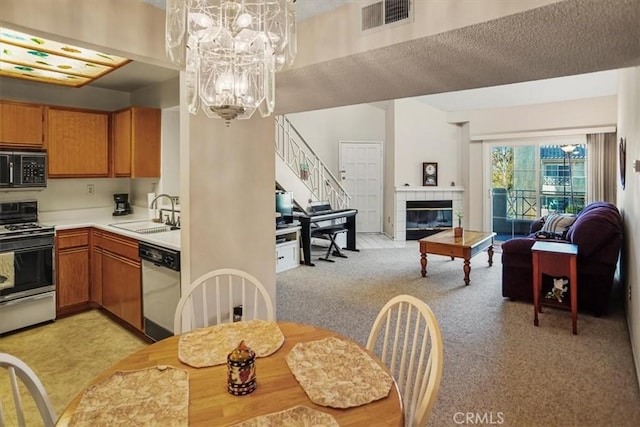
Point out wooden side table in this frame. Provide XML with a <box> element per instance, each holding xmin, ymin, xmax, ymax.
<box><xmin>532</xmin><ymin>241</ymin><xmax>579</xmax><ymax>334</ymax></box>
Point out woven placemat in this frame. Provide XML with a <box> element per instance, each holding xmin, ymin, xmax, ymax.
<box><xmin>69</xmin><ymin>365</ymin><xmax>188</xmax><ymax>426</ymax></box>
<box><xmin>178</xmin><ymin>320</ymin><xmax>284</xmax><ymax>368</ymax></box>
<box><xmin>286</xmin><ymin>337</ymin><xmax>393</xmax><ymax>408</ymax></box>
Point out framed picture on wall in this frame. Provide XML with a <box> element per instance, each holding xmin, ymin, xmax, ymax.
<box><xmin>619</xmin><ymin>137</ymin><xmax>626</xmax><ymax>190</ymax></box>
<box><xmin>423</xmin><ymin>162</ymin><xmax>438</xmax><ymax>186</ymax></box>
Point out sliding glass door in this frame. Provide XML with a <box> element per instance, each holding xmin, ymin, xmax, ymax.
<box><xmin>487</xmin><ymin>137</ymin><xmax>587</xmax><ymax>242</ymax></box>
<box><xmin>490</xmin><ymin>145</ymin><xmax>538</xmax><ymax>241</ymax></box>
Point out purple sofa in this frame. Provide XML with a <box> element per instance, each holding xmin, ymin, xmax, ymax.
<box><xmin>501</xmin><ymin>202</ymin><xmax>623</xmax><ymax>316</ymax></box>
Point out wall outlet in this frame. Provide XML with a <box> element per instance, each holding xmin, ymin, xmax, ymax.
<box><xmin>87</xmin><ymin>184</ymin><xmax>95</xmax><ymax>195</ymax></box>
<box><xmin>629</xmin><ymin>286</ymin><xmax>632</xmax><ymax>301</ymax></box>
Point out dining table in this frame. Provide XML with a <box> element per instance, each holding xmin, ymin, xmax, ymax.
<box><xmin>55</xmin><ymin>321</ymin><xmax>404</xmax><ymax>426</ymax></box>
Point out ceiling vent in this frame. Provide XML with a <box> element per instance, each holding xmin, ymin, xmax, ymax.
<box><xmin>362</xmin><ymin>0</ymin><xmax>412</xmax><ymax>32</ymax></box>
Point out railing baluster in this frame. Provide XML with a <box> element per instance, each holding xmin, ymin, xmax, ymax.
<box><xmin>275</xmin><ymin>115</ymin><xmax>350</xmax><ymax>209</ymax></box>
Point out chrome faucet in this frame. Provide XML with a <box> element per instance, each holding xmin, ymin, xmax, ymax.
<box><xmin>150</xmin><ymin>193</ymin><xmax>178</xmax><ymax>227</ymax></box>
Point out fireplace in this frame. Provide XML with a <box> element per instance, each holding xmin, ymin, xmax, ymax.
<box><xmin>406</xmin><ymin>200</ymin><xmax>453</xmax><ymax>240</ymax></box>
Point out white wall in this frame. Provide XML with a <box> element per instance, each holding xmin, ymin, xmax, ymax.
<box><xmin>1</xmin><ymin>78</ymin><xmax>130</xmax><ymax>111</ymax></box>
<box><xmin>185</xmin><ymin>109</ymin><xmax>276</xmax><ymax>311</ymax></box>
<box><xmin>450</xmin><ymin>96</ymin><xmax>617</xmax><ymax>137</ymax></box>
<box><xmin>0</xmin><ymin>0</ymin><xmax>170</xmax><ymax>67</ymax></box>
<box><xmin>160</xmin><ymin>109</ymin><xmax>181</xmax><ymax>197</ymax></box>
<box><xmin>287</xmin><ymin>104</ymin><xmax>386</xmax><ymax>175</ymax></box>
<box><xmin>618</xmin><ymin>66</ymin><xmax>640</xmax><ymax>387</ymax></box>
<box><xmin>384</xmin><ymin>102</ymin><xmax>396</xmax><ymax>237</ymax></box>
<box><xmin>393</xmin><ymin>98</ymin><xmax>461</xmax><ymax>187</ymax></box>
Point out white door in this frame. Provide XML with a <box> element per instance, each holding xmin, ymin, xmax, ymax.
<box><xmin>339</xmin><ymin>141</ymin><xmax>383</xmax><ymax>233</ymax></box>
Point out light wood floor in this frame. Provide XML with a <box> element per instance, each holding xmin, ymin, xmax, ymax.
<box><xmin>356</xmin><ymin>232</ymin><xmax>411</xmax><ymax>249</ymax></box>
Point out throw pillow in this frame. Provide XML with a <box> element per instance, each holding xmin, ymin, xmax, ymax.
<box><xmin>539</xmin><ymin>213</ymin><xmax>576</xmax><ymax>239</ymax></box>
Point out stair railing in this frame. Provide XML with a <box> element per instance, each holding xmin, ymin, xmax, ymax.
<box><xmin>275</xmin><ymin>115</ymin><xmax>350</xmax><ymax>209</ymax></box>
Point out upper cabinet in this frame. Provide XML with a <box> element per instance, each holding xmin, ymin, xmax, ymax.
<box><xmin>47</xmin><ymin>107</ymin><xmax>109</xmax><ymax>177</ymax></box>
<box><xmin>0</xmin><ymin>100</ymin><xmax>44</xmax><ymax>148</ymax></box>
<box><xmin>112</xmin><ymin>107</ymin><xmax>161</xmax><ymax>178</ymax></box>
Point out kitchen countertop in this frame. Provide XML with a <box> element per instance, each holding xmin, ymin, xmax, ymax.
<box><xmin>39</xmin><ymin>207</ymin><xmax>181</xmax><ymax>251</ymax></box>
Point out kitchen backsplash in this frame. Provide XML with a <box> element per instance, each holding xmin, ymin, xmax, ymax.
<box><xmin>0</xmin><ymin>178</ymin><xmax>130</xmax><ymax>211</ymax></box>
<box><xmin>0</xmin><ymin>177</ymin><xmax>183</xmax><ymax>214</ymax></box>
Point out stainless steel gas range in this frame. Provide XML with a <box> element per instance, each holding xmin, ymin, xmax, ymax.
<box><xmin>0</xmin><ymin>200</ymin><xmax>55</xmax><ymax>334</ymax></box>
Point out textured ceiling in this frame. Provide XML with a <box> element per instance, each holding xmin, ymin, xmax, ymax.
<box><xmin>84</xmin><ymin>0</ymin><xmax>640</xmax><ymax>112</ymax></box>
<box><xmin>275</xmin><ymin>0</ymin><xmax>640</xmax><ymax>114</ymax></box>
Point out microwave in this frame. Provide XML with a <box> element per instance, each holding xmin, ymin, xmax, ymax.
<box><xmin>0</xmin><ymin>150</ymin><xmax>47</xmax><ymax>190</ymax></box>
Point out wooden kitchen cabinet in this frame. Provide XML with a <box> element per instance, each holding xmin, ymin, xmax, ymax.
<box><xmin>0</xmin><ymin>100</ymin><xmax>45</xmax><ymax>148</ymax></box>
<box><xmin>90</xmin><ymin>229</ymin><xmax>103</xmax><ymax>306</ymax></box>
<box><xmin>56</xmin><ymin>228</ymin><xmax>91</xmax><ymax>315</ymax></box>
<box><xmin>47</xmin><ymin>107</ymin><xmax>109</xmax><ymax>177</ymax></box>
<box><xmin>112</xmin><ymin>106</ymin><xmax>161</xmax><ymax>178</ymax></box>
<box><xmin>100</xmin><ymin>231</ymin><xmax>142</xmax><ymax>330</ymax></box>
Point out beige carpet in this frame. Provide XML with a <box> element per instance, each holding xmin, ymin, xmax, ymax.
<box><xmin>0</xmin><ymin>310</ymin><xmax>147</xmax><ymax>426</ymax></box>
<box><xmin>277</xmin><ymin>242</ymin><xmax>640</xmax><ymax>427</ymax></box>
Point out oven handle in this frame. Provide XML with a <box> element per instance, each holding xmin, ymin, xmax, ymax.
<box><xmin>0</xmin><ymin>292</ymin><xmax>54</xmax><ymax>307</ymax></box>
<box><xmin>4</xmin><ymin>244</ymin><xmax>54</xmax><ymax>254</ymax></box>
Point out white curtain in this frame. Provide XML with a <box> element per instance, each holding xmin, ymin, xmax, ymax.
<box><xmin>586</xmin><ymin>132</ymin><xmax>617</xmax><ymax>203</ymax></box>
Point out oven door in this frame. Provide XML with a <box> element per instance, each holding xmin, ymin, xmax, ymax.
<box><xmin>0</xmin><ymin>154</ymin><xmax>13</xmax><ymax>187</ymax></box>
<box><xmin>0</xmin><ymin>233</ymin><xmax>54</xmax><ymax>303</ymax></box>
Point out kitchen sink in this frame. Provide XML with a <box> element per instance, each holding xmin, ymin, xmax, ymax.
<box><xmin>109</xmin><ymin>220</ymin><xmax>179</xmax><ymax>235</ymax></box>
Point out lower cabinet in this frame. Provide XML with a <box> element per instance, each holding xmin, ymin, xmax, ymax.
<box><xmin>90</xmin><ymin>229</ymin><xmax>103</xmax><ymax>305</ymax></box>
<box><xmin>276</xmin><ymin>226</ymin><xmax>301</xmax><ymax>273</ymax></box>
<box><xmin>56</xmin><ymin>227</ymin><xmax>142</xmax><ymax>331</ymax></box>
<box><xmin>56</xmin><ymin>228</ymin><xmax>90</xmax><ymax>313</ymax></box>
<box><xmin>100</xmin><ymin>231</ymin><xmax>142</xmax><ymax>331</ymax></box>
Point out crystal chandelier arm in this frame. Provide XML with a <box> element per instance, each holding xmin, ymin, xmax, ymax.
<box><xmin>167</xmin><ymin>0</ymin><xmax>297</xmax><ymax>123</ymax></box>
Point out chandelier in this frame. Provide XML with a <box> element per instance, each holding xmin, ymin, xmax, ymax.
<box><xmin>165</xmin><ymin>0</ymin><xmax>297</xmax><ymax>123</ymax></box>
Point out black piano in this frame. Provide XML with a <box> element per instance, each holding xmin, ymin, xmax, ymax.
<box><xmin>296</xmin><ymin>202</ymin><xmax>358</xmax><ymax>266</ymax></box>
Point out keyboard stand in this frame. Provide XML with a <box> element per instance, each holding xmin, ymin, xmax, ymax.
<box><xmin>313</xmin><ymin>224</ymin><xmax>348</xmax><ymax>262</ymax></box>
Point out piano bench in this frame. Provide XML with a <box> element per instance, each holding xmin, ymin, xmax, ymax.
<box><xmin>311</xmin><ymin>225</ymin><xmax>348</xmax><ymax>263</ymax></box>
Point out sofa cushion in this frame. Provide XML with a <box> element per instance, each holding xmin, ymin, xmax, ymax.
<box><xmin>567</xmin><ymin>202</ymin><xmax>622</xmax><ymax>260</ymax></box>
<box><xmin>540</xmin><ymin>213</ymin><xmax>576</xmax><ymax>236</ymax></box>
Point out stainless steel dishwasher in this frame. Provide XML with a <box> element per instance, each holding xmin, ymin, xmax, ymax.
<box><xmin>139</xmin><ymin>242</ymin><xmax>181</xmax><ymax>342</ymax></box>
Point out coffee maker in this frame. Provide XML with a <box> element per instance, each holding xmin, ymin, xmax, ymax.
<box><xmin>113</xmin><ymin>193</ymin><xmax>132</xmax><ymax>216</ymax></box>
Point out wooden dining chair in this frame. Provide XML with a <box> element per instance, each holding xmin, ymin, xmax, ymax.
<box><xmin>173</xmin><ymin>268</ymin><xmax>274</xmax><ymax>334</ymax></box>
<box><xmin>366</xmin><ymin>295</ymin><xmax>443</xmax><ymax>427</ymax></box>
<box><xmin>0</xmin><ymin>353</ymin><xmax>57</xmax><ymax>427</ymax></box>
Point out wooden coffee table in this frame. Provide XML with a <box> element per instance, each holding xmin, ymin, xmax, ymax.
<box><xmin>419</xmin><ymin>230</ymin><xmax>496</xmax><ymax>285</ymax></box>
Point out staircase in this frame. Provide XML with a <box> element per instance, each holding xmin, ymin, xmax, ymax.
<box><xmin>275</xmin><ymin>115</ymin><xmax>350</xmax><ymax>210</ymax></box>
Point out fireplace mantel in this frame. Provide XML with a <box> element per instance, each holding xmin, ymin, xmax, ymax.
<box><xmin>395</xmin><ymin>186</ymin><xmax>465</xmax><ymax>192</ymax></box>
<box><xmin>394</xmin><ymin>187</ymin><xmax>464</xmax><ymax>241</ymax></box>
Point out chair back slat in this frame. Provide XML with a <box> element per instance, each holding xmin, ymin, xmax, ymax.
<box><xmin>9</xmin><ymin>366</ymin><xmax>25</xmax><ymax>426</ymax></box>
<box><xmin>366</xmin><ymin>295</ymin><xmax>443</xmax><ymax>427</ymax></box>
<box><xmin>0</xmin><ymin>353</ymin><xmax>57</xmax><ymax>427</ymax></box>
<box><xmin>174</xmin><ymin>268</ymin><xmax>274</xmax><ymax>334</ymax></box>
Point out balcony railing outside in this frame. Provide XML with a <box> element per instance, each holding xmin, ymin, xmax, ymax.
<box><xmin>497</xmin><ymin>186</ymin><xmax>586</xmax><ymax>222</ymax></box>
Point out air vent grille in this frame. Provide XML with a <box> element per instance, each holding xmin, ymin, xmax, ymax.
<box><xmin>362</xmin><ymin>0</ymin><xmax>412</xmax><ymax>32</ymax></box>
<box><xmin>385</xmin><ymin>0</ymin><xmax>410</xmax><ymax>24</ymax></box>
<box><xmin>362</xmin><ymin>2</ymin><xmax>384</xmax><ymax>31</ymax></box>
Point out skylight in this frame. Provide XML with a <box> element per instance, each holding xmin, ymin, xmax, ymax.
<box><xmin>0</xmin><ymin>28</ymin><xmax>129</xmax><ymax>87</ymax></box>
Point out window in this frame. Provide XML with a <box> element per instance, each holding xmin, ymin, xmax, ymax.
<box><xmin>488</xmin><ymin>138</ymin><xmax>587</xmax><ymax>241</ymax></box>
